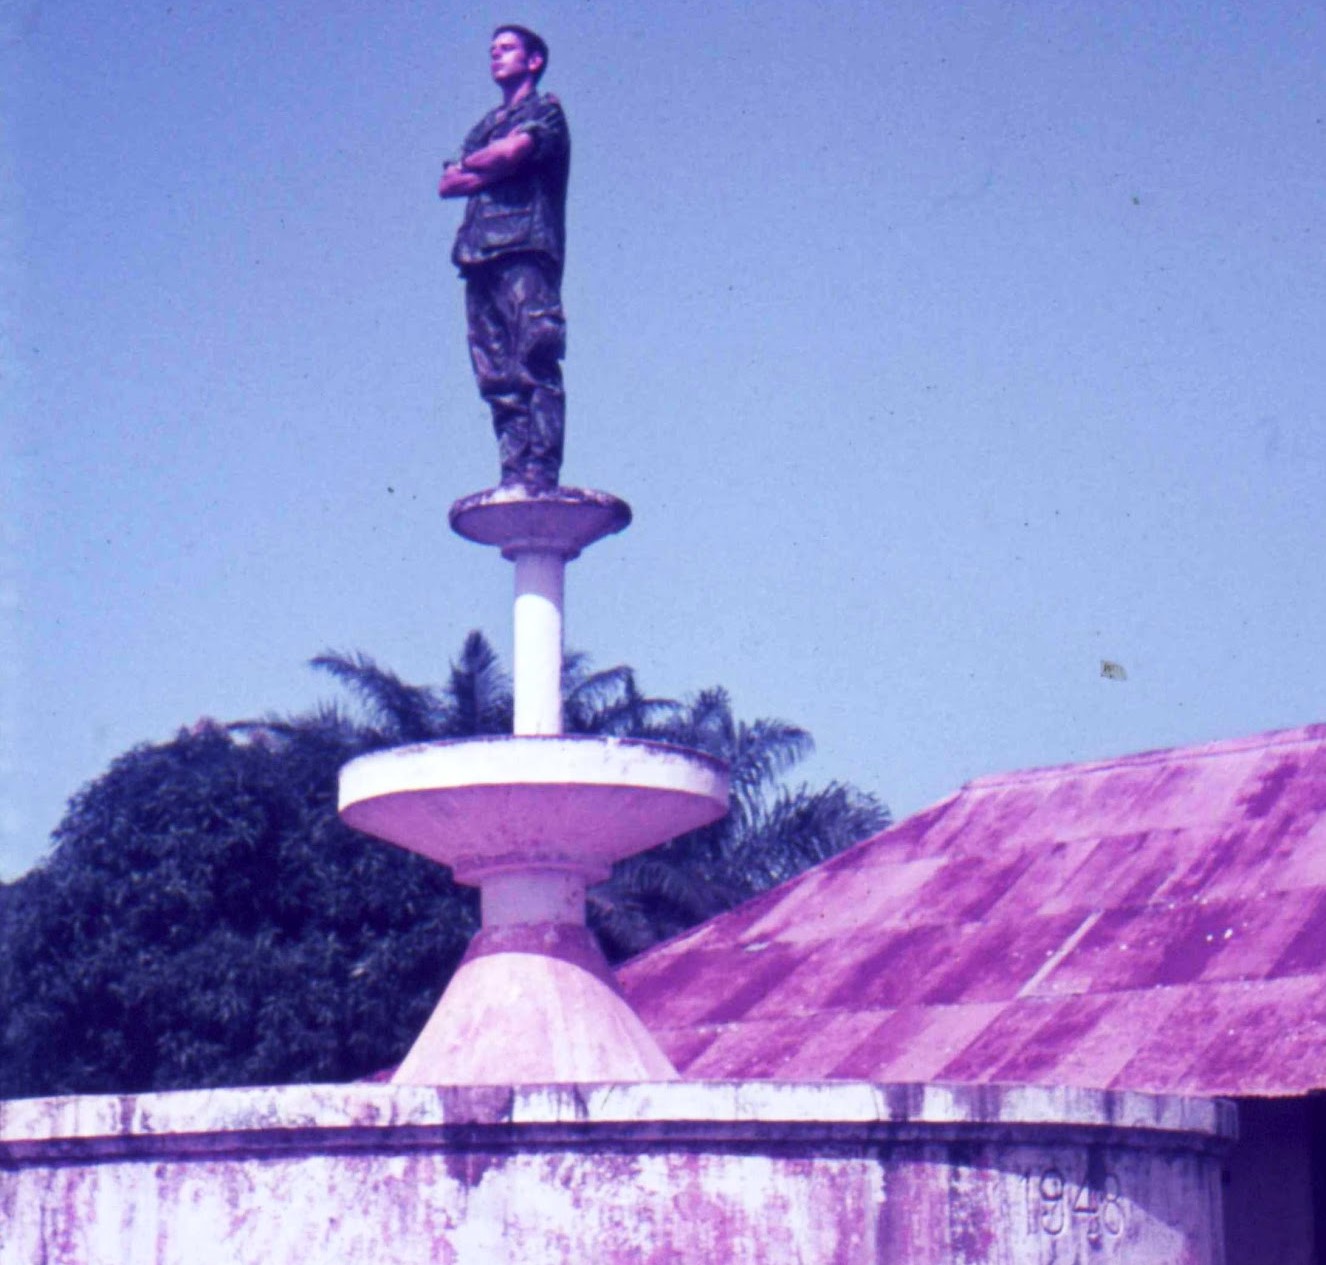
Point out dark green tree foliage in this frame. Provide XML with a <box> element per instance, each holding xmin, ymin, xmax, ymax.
<box><xmin>0</xmin><ymin>713</ymin><xmax>476</xmax><ymax>1098</ymax></box>
<box><xmin>0</xmin><ymin>636</ymin><xmax>887</xmax><ymax>1098</ymax></box>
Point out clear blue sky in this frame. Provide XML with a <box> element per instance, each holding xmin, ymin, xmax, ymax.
<box><xmin>3</xmin><ymin>1</ymin><xmax>1324</xmax><ymax>878</ymax></box>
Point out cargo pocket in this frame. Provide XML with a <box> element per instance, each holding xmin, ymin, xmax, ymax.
<box><xmin>474</xmin><ymin>209</ymin><xmax>533</xmax><ymax>251</ymax></box>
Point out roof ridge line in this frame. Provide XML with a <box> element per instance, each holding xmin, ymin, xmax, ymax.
<box><xmin>962</xmin><ymin>723</ymin><xmax>1326</xmax><ymax>792</ymax></box>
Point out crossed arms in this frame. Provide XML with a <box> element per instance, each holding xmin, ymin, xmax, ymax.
<box><xmin>438</xmin><ymin>131</ymin><xmax>535</xmax><ymax>198</ymax></box>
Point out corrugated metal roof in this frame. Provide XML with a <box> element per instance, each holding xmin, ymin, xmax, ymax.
<box><xmin>618</xmin><ymin>724</ymin><xmax>1326</xmax><ymax>1097</ymax></box>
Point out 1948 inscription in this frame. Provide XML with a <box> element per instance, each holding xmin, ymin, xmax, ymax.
<box><xmin>1025</xmin><ymin>1167</ymin><xmax>1126</xmax><ymax>1242</ymax></box>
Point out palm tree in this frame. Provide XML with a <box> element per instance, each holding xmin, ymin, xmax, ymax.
<box><xmin>307</xmin><ymin>631</ymin><xmax>511</xmax><ymax>744</ymax></box>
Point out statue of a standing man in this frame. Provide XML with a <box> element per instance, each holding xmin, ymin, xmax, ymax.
<box><xmin>439</xmin><ymin>26</ymin><xmax>570</xmax><ymax>492</ymax></box>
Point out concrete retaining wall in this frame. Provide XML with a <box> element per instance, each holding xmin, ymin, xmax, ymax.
<box><xmin>0</xmin><ymin>1080</ymin><xmax>1234</xmax><ymax>1264</ymax></box>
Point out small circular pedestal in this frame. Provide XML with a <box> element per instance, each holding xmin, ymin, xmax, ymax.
<box><xmin>449</xmin><ymin>485</ymin><xmax>631</xmax><ymax>560</ymax></box>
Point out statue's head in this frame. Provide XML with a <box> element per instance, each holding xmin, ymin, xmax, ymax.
<box><xmin>491</xmin><ymin>25</ymin><xmax>549</xmax><ymax>86</ymax></box>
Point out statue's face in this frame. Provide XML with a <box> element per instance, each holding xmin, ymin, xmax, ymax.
<box><xmin>490</xmin><ymin>31</ymin><xmax>540</xmax><ymax>86</ymax></box>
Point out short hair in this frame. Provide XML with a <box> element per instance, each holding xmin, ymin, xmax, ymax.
<box><xmin>493</xmin><ymin>24</ymin><xmax>549</xmax><ymax>82</ymax></box>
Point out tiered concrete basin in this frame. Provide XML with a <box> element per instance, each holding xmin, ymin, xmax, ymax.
<box><xmin>339</xmin><ymin>735</ymin><xmax>728</xmax><ymax>1084</ymax></box>
<box><xmin>336</xmin><ymin>486</ymin><xmax>729</xmax><ymax>1084</ymax></box>
<box><xmin>339</xmin><ymin>736</ymin><xmax>729</xmax><ymax>886</ymax></box>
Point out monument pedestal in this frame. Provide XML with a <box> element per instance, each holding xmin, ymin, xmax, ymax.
<box><xmin>338</xmin><ymin>487</ymin><xmax>729</xmax><ymax>1084</ymax></box>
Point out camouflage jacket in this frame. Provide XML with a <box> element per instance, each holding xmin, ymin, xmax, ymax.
<box><xmin>451</xmin><ymin>91</ymin><xmax>570</xmax><ymax>276</ymax></box>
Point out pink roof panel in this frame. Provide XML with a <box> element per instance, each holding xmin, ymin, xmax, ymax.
<box><xmin>619</xmin><ymin>724</ymin><xmax>1326</xmax><ymax>1098</ymax></box>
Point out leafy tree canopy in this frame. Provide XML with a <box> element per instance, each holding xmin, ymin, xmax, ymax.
<box><xmin>0</xmin><ymin>636</ymin><xmax>887</xmax><ymax>1098</ymax></box>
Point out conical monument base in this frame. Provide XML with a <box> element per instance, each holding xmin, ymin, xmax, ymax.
<box><xmin>392</xmin><ymin>924</ymin><xmax>677</xmax><ymax>1085</ymax></box>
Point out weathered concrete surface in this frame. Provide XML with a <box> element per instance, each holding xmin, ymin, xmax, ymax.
<box><xmin>448</xmin><ymin>485</ymin><xmax>631</xmax><ymax>562</ymax></box>
<box><xmin>338</xmin><ymin>735</ymin><xmax>727</xmax><ymax>1085</ymax></box>
<box><xmin>339</xmin><ymin>736</ymin><xmax>729</xmax><ymax>881</ymax></box>
<box><xmin>0</xmin><ymin>1080</ymin><xmax>1233</xmax><ymax>1264</ymax></box>
<box><xmin>392</xmin><ymin>925</ymin><xmax>679</xmax><ymax>1084</ymax></box>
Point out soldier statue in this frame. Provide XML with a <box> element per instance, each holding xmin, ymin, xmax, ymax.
<box><xmin>439</xmin><ymin>25</ymin><xmax>569</xmax><ymax>492</ymax></box>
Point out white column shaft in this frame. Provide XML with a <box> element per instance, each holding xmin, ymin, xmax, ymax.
<box><xmin>512</xmin><ymin>549</ymin><xmax>565</xmax><ymax>735</ymax></box>
<box><xmin>481</xmin><ymin>869</ymin><xmax>586</xmax><ymax>926</ymax></box>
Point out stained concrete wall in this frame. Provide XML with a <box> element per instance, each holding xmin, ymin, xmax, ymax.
<box><xmin>0</xmin><ymin>1081</ymin><xmax>1233</xmax><ymax>1264</ymax></box>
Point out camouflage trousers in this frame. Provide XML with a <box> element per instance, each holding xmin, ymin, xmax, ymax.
<box><xmin>463</xmin><ymin>254</ymin><xmax>565</xmax><ymax>490</ymax></box>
